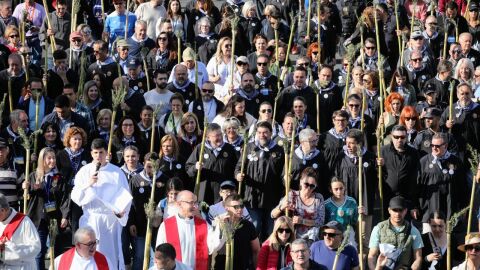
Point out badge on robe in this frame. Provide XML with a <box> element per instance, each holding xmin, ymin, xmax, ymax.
<box><xmin>223</xmin><ymin>152</ymin><xmax>228</xmax><ymax>158</ymax></box>
<box><xmin>203</xmin><ymin>153</ymin><xmax>209</xmax><ymax>159</ymax></box>
<box><xmin>423</xmin><ymin>140</ymin><xmax>431</xmax><ymax>148</ymax></box>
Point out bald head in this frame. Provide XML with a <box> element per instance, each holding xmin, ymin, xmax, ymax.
<box><xmin>176</xmin><ymin>190</ymin><xmax>198</xmax><ymax>218</ymax></box>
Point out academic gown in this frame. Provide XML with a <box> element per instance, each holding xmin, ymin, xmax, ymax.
<box><xmin>417</xmin><ymin>153</ymin><xmax>468</xmax><ymax>222</ymax></box>
<box><xmin>440</xmin><ymin>102</ymin><xmax>480</xmax><ymax>154</ymax></box>
<box><xmin>235</xmin><ymin>142</ymin><xmax>285</xmax><ymax>210</ymax></box>
<box><xmin>334</xmin><ymin>150</ymin><xmax>377</xmax><ymax>215</ymax></box>
<box><xmin>155</xmin><ymin>214</ymin><xmax>224</xmax><ymax>269</ymax></box>
<box><xmin>314</xmin><ymin>81</ymin><xmax>343</xmax><ymax>133</ymax></box>
<box><xmin>285</xmin><ymin>148</ymin><xmax>329</xmax><ymax>196</ymax></box>
<box><xmin>185</xmin><ymin>143</ymin><xmax>238</xmax><ymax>204</ymax></box>
<box><xmin>53</xmin><ymin>249</ymin><xmax>114</xmax><ymax>270</ymax></box>
<box><xmin>0</xmin><ymin>209</ymin><xmax>41</xmax><ymax>270</ymax></box>
<box><xmin>167</xmin><ymin>81</ymin><xmax>197</xmax><ymax>110</ymax></box>
<box><xmin>71</xmin><ymin>162</ymin><xmax>133</xmax><ymax>270</ymax></box>
<box><xmin>318</xmin><ymin>131</ymin><xmax>346</xmax><ymax>173</ymax></box>
<box><xmin>413</xmin><ymin>129</ymin><xmax>458</xmax><ymax>158</ymax></box>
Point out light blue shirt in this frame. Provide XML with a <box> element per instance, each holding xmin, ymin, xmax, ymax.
<box><xmin>105</xmin><ymin>11</ymin><xmax>136</xmax><ymax>43</ymax></box>
<box><xmin>28</xmin><ymin>97</ymin><xmax>45</xmax><ymax>131</ymax></box>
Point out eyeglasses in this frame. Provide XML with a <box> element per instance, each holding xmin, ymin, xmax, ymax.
<box><xmin>348</xmin><ymin>104</ymin><xmax>360</xmax><ymax>108</ymax></box>
<box><xmin>158</xmin><ymin>37</ymin><xmax>167</xmax><ymax>41</ymax></box>
<box><xmin>261</xmin><ymin>109</ymin><xmax>272</xmax><ymax>113</ymax></box>
<box><xmin>257</xmin><ymin>62</ymin><xmax>268</xmax><ymax>66</ymax></box>
<box><xmin>431</xmin><ymin>143</ymin><xmax>446</xmax><ymax>148</ymax></box>
<box><xmin>411</xmin><ymin>58</ymin><xmax>422</xmax><ymax>62</ymax></box>
<box><xmin>392</xmin><ymin>135</ymin><xmax>406</xmax><ymax>140</ymax></box>
<box><xmin>467</xmin><ymin>246</ymin><xmax>480</xmax><ymax>252</ymax></box>
<box><xmin>365</xmin><ymin>46</ymin><xmax>376</xmax><ymax>50</ymax></box>
<box><xmin>202</xmin><ymin>88</ymin><xmax>214</xmax><ymax>93</ymax></box>
<box><xmin>322</xmin><ymin>232</ymin><xmax>339</xmax><ymax>238</ymax></box>
<box><xmin>229</xmin><ymin>204</ymin><xmax>244</xmax><ymax>210</ymax></box>
<box><xmin>303</xmin><ymin>182</ymin><xmax>317</xmax><ymax>189</ymax></box>
<box><xmin>122</xmin><ymin>123</ymin><xmax>134</xmax><ymax>127</ymax></box>
<box><xmin>79</xmin><ymin>240</ymin><xmax>99</xmax><ymax>248</ymax></box>
<box><xmin>405</xmin><ymin>117</ymin><xmax>417</xmax><ymax>121</ymax></box>
<box><xmin>9</xmin><ymin>34</ymin><xmax>19</xmax><ymax>38</ymax></box>
<box><xmin>277</xmin><ymin>228</ymin><xmax>292</xmax><ymax>234</ymax></box>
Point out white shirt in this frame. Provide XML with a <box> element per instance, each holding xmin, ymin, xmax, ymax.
<box><xmin>0</xmin><ymin>209</ymin><xmax>40</xmax><ymax>270</ymax></box>
<box><xmin>143</xmin><ymin>89</ymin><xmax>174</xmax><ymax>117</ymax></box>
<box><xmin>149</xmin><ymin>260</ymin><xmax>192</xmax><ymax>270</ymax></box>
<box><xmin>135</xmin><ymin>1</ymin><xmax>167</xmax><ymax>39</ymax></box>
<box><xmin>53</xmin><ymin>250</ymin><xmax>114</xmax><ymax>270</ymax></box>
<box><xmin>155</xmin><ymin>214</ymin><xmax>225</xmax><ymax>269</ymax></box>
<box><xmin>168</xmin><ymin>62</ymin><xmax>209</xmax><ymax>88</ymax></box>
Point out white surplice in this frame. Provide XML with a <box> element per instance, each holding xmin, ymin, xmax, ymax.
<box><xmin>155</xmin><ymin>214</ymin><xmax>225</xmax><ymax>269</ymax></box>
<box><xmin>52</xmin><ymin>249</ymin><xmax>114</xmax><ymax>270</ymax></box>
<box><xmin>71</xmin><ymin>162</ymin><xmax>133</xmax><ymax>270</ymax></box>
<box><xmin>0</xmin><ymin>209</ymin><xmax>40</xmax><ymax>270</ymax></box>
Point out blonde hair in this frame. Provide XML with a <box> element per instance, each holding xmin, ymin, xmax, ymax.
<box><xmin>36</xmin><ymin>147</ymin><xmax>56</xmax><ymax>181</ymax></box>
<box><xmin>4</xmin><ymin>25</ymin><xmax>19</xmax><ymax>39</ymax></box>
<box><xmin>159</xmin><ymin>134</ymin><xmax>180</xmax><ymax>159</ymax></box>
<box><xmin>215</xmin><ymin>37</ymin><xmax>232</xmax><ymax>63</ymax></box>
<box><xmin>267</xmin><ymin>216</ymin><xmax>295</xmax><ymax>251</ymax></box>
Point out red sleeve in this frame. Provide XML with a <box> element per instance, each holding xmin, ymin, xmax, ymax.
<box><xmin>256</xmin><ymin>241</ymin><xmax>270</xmax><ymax>270</ymax></box>
<box><xmin>438</xmin><ymin>0</ymin><xmax>446</xmax><ymax>13</ymax></box>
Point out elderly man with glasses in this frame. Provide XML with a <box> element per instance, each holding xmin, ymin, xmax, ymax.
<box><xmin>53</xmin><ymin>226</ymin><xmax>113</xmax><ymax>269</ymax></box>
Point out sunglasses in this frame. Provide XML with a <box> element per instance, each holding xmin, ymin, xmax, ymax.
<box><xmin>312</xmin><ymin>51</ymin><xmax>319</xmax><ymax>55</ymax></box>
<box><xmin>411</xmin><ymin>58</ymin><xmax>422</xmax><ymax>62</ymax></box>
<box><xmin>83</xmin><ymin>30</ymin><xmax>92</xmax><ymax>35</ymax></box>
<box><xmin>261</xmin><ymin>109</ymin><xmax>272</xmax><ymax>113</ymax></box>
<box><xmin>412</xmin><ymin>36</ymin><xmax>424</xmax><ymax>40</ymax></box>
<box><xmin>365</xmin><ymin>46</ymin><xmax>376</xmax><ymax>50</ymax></box>
<box><xmin>467</xmin><ymin>246</ymin><xmax>480</xmax><ymax>252</ymax></box>
<box><xmin>257</xmin><ymin>62</ymin><xmax>268</xmax><ymax>66</ymax></box>
<box><xmin>392</xmin><ymin>135</ymin><xmax>406</xmax><ymax>140</ymax></box>
<box><xmin>322</xmin><ymin>232</ymin><xmax>339</xmax><ymax>238</ymax></box>
<box><xmin>72</xmin><ymin>38</ymin><xmax>82</xmax><ymax>42</ymax></box>
<box><xmin>202</xmin><ymin>88</ymin><xmax>214</xmax><ymax>93</ymax></box>
<box><xmin>277</xmin><ymin>228</ymin><xmax>292</xmax><ymax>234</ymax></box>
<box><xmin>93</xmin><ymin>50</ymin><xmax>101</xmax><ymax>54</ymax></box>
<box><xmin>348</xmin><ymin>104</ymin><xmax>360</xmax><ymax>108</ymax></box>
<box><xmin>237</xmin><ymin>62</ymin><xmax>248</xmax><ymax>66</ymax></box>
<box><xmin>158</xmin><ymin>37</ymin><xmax>167</xmax><ymax>41</ymax></box>
<box><xmin>9</xmin><ymin>34</ymin><xmax>19</xmax><ymax>38</ymax></box>
<box><xmin>229</xmin><ymin>204</ymin><xmax>244</xmax><ymax>210</ymax></box>
<box><xmin>297</xmin><ymin>63</ymin><xmax>308</xmax><ymax>67</ymax></box>
<box><xmin>430</xmin><ymin>224</ymin><xmax>444</xmax><ymax>228</ymax></box>
<box><xmin>405</xmin><ymin>117</ymin><xmax>417</xmax><ymax>121</ymax></box>
<box><xmin>303</xmin><ymin>182</ymin><xmax>317</xmax><ymax>190</ymax></box>
<box><xmin>391</xmin><ymin>208</ymin><xmax>404</xmax><ymax>212</ymax></box>
<box><xmin>224</xmin><ymin>44</ymin><xmax>232</xmax><ymax>48</ymax></box>
<box><xmin>431</xmin><ymin>143</ymin><xmax>445</xmax><ymax>148</ymax></box>
<box><xmin>453</xmin><ymin>49</ymin><xmax>462</xmax><ymax>54</ymax></box>
<box><xmin>120</xmin><ymin>47</ymin><xmax>129</xmax><ymax>51</ymax></box>
<box><xmin>31</xmin><ymin>88</ymin><xmax>42</xmax><ymax>91</ymax></box>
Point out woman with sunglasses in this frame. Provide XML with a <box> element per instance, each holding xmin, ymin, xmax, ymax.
<box><xmin>271</xmin><ymin>167</ymin><xmax>325</xmax><ymax>243</ymax></box>
<box><xmin>421</xmin><ymin>211</ymin><xmax>449</xmax><ymax>270</ymax></box>
<box><xmin>256</xmin><ymin>216</ymin><xmax>294</xmax><ymax>270</ymax></box>
<box><xmin>4</xmin><ymin>25</ymin><xmax>21</xmax><ymax>53</ymax></box>
<box><xmin>453</xmin><ymin>233</ymin><xmax>480</xmax><ymax>270</ymax></box>
<box><xmin>146</xmin><ymin>31</ymin><xmax>178</xmax><ymax>72</ymax></box>
<box><xmin>399</xmin><ymin>106</ymin><xmax>420</xmax><ymax>146</ymax></box>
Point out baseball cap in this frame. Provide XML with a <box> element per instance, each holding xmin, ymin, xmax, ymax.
<box><xmin>69</xmin><ymin>31</ymin><xmax>83</xmax><ymax>41</ymax></box>
<box><xmin>220</xmin><ymin>180</ymin><xmax>236</xmax><ymax>190</ymax></box>
<box><xmin>469</xmin><ymin>1</ymin><xmax>479</xmax><ymax>11</ymax></box>
<box><xmin>116</xmin><ymin>39</ymin><xmax>130</xmax><ymax>48</ymax></box>
<box><xmin>183</xmin><ymin>47</ymin><xmax>195</xmax><ymax>61</ymax></box>
<box><xmin>424</xmin><ymin>83</ymin><xmax>436</xmax><ymax>94</ymax></box>
<box><xmin>389</xmin><ymin>196</ymin><xmax>407</xmax><ymax>209</ymax></box>
<box><xmin>0</xmin><ymin>137</ymin><xmax>7</xmax><ymax>148</ymax></box>
<box><xmin>424</xmin><ymin>108</ymin><xmax>442</xmax><ymax>118</ymax></box>
<box><xmin>127</xmin><ymin>58</ymin><xmax>141</xmax><ymax>69</ymax></box>
<box><xmin>236</xmin><ymin>56</ymin><xmax>248</xmax><ymax>64</ymax></box>
<box><xmin>411</xmin><ymin>30</ymin><xmax>423</xmax><ymax>39</ymax></box>
<box><xmin>321</xmin><ymin>221</ymin><xmax>345</xmax><ymax>233</ymax></box>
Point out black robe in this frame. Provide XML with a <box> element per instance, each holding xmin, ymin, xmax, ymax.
<box><xmin>318</xmin><ymin>131</ymin><xmax>346</xmax><ymax>173</ymax></box>
<box><xmin>235</xmin><ymin>142</ymin><xmax>284</xmax><ymax>210</ymax></box>
<box><xmin>185</xmin><ymin>142</ymin><xmax>238</xmax><ymax>204</ymax></box>
<box><xmin>157</xmin><ymin>157</ymin><xmax>189</xmax><ymax>192</ymax></box>
<box><xmin>276</xmin><ymin>86</ymin><xmax>316</xmax><ymax>123</ymax></box>
<box><xmin>166</xmin><ymin>81</ymin><xmax>197</xmax><ymax>110</ymax></box>
<box><xmin>417</xmin><ymin>153</ymin><xmax>467</xmax><ymax>222</ymax></box>
<box><xmin>87</xmin><ymin>61</ymin><xmax>120</xmax><ymax>105</ymax></box>
<box><xmin>285</xmin><ymin>148</ymin><xmax>329</xmax><ymax>197</ymax></box>
<box><xmin>334</xmin><ymin>150</ymin><xmax>377</xmax><ymax>215</ymax></box>
<box><xmin>314</xmin><ymin>81</ymin><xmax>343</xmax><ymax>133</ymax></box>
<box><xmin>127</xmin><ymin>172</ymin><xmax>163</xmax><ymax>237</ymax></box>
<box><xmin>413</xmin><ymin>129</ymin><xmax>458</xmax><ymax>158</ymax></box>
<box><xmin>380</xmin><ymin>143</ymin><xmax>420</xmax><ymax>212</ymax></box>
<box><xmin>178</xmin><ymin>136</ymin><xmax>199</xmax><ymax>162</ymax></box>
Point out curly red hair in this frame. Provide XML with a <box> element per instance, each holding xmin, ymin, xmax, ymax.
<box><xmin>384</xmin><ymin>92</ymin><xmax>404</xmax><ymax>114</ymax></box>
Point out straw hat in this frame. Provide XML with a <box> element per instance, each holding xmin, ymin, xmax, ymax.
<box><xmin>458</xmin><ymin>233</ymin><xmax>480</xmax><ymax>252</ymax></box>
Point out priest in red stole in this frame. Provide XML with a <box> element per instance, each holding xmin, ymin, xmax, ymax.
<box><xmin>0</xmin><ymin>193</ymin><xmax>40</xmax><ymax>269</ymax></box>
<box><xmin>53</xmin><ymin>226</ymin><xmax>114</xmax><ymax>269</ymax></box>
<box><xmin>156</xmin><ymin>190</ymin><xmax>225</xmax><ymax>270</ymax></box>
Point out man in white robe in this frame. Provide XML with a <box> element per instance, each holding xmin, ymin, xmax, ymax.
<box><xmin>53</xmin><ymin>226</ymin><xmax>113</xmax><ymax>269</ymax></box>
<box><xmin>0</xmin><ymin>193</ymin><xmax>40</xmax><ymax>270</ymax></box>
<box><xmin>71</xmin><ymin>139</ymin><xmax>133</xmax><ymax>270</ymax></box>
<box><xmin>156</xmin><ymin>190</ymin><xmax>225</xmax><ymax>270</ymax></box>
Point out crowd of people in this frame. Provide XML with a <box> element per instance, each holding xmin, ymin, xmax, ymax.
<box><xmin>2</xmin><ymin>0</ymin><xmax>480</xmax><ymax>269</ymax></box>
